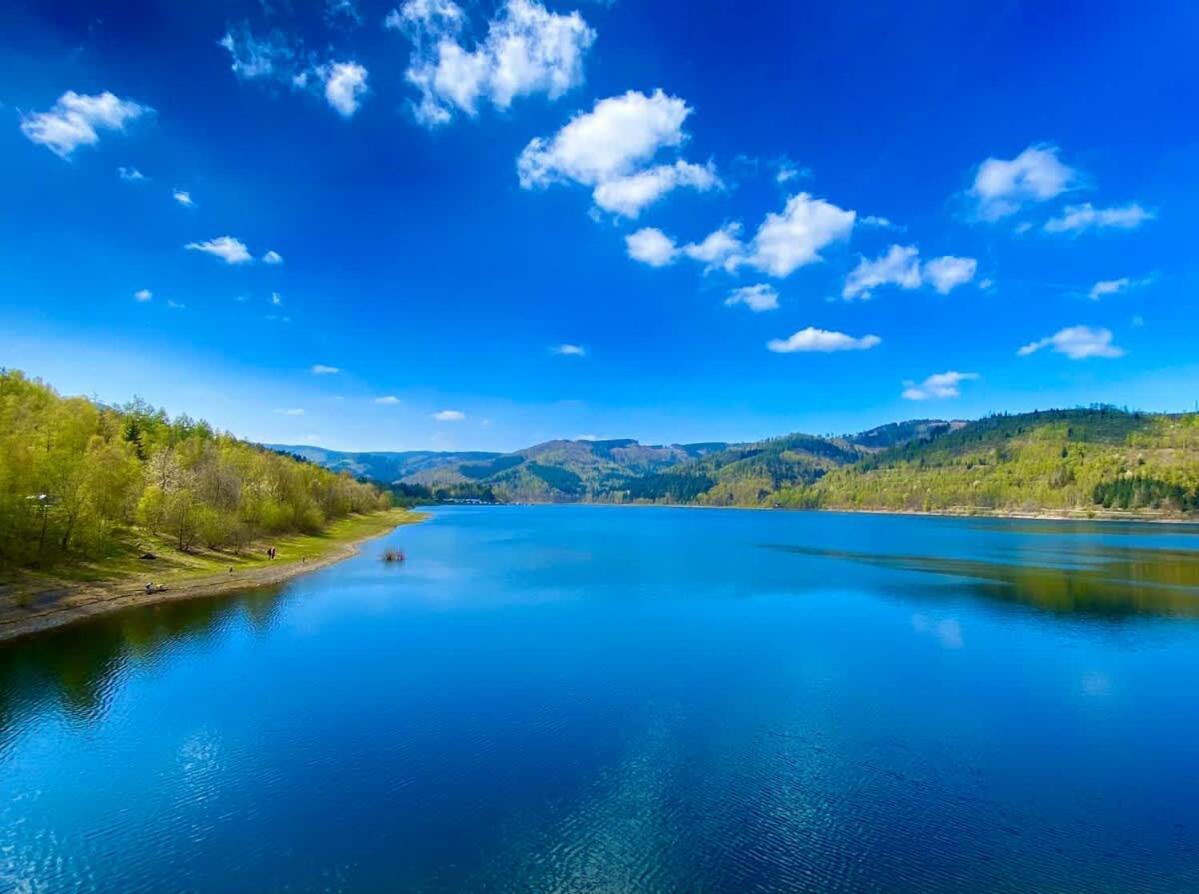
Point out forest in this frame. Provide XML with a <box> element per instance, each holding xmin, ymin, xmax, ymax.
<box><xmin>0</xmin><ymin>369</ymin><xmax>390</xmax><ymax>573</ymax></box>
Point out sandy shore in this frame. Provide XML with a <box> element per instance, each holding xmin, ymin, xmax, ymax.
<box><xmin>0</xmin><ymin>521</ymin><xmax>413</xmax><ymax>644</ymax></box>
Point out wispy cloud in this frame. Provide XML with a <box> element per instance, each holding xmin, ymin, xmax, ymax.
<box><xmin>276</xmin><ymin>407</ymin><xmax>305</xmax><ymax>416</ymax></box>
<box><xmin>1088</xmin><ymin>275</ymin><xmax>1153</xmax><ymax>300</ymax></box>
<box><xmin>433</xmin><ymin>409</ymin><xmax>465</xmax><ymax>421</ymax></box>
<box><xmin>118</xmin><ymin>165</ymin><xmax>147</xmax><ymax>182</ymax></box>
<box><xmin>311</xmin><ymin>364</ymin><xmax>341</xmax><ymax>374</ymax></box>
<box><xmin>173</xmin><ymin>189</ymin><xmax>194</xmax><ymax>207</ymax></box>
<box><xmin>375</xmin><ymin>395</ymin><xmax>402</xmax><ymax>405</ymax></box>
<box><xmin>133</xmin><ymin>288</ymin><xmax>152</xmax><ymax>302</ymax></box>
<box><xmin>1044</xmin><ymin>202</ymin><xmax>1153</xmax><ymax>234</ymax></box>
<box><xmin>1018</xmin><ymin>325</ymin><xmax>1123</xmax><ymax>360</ymax></box>
<box><xmin>185</xmin><ymin>236</ymin><xmax>251</xmax><ymax>263</ymax></box>
<box><xmin>902</xmin><ymin>370</ymin><xmax>979</xmax><ymax>400</ymax></box>
<box><xmin>552</xmin><ymin>343</ymin><xmax>586</xmax><ymax>356</ymax></box>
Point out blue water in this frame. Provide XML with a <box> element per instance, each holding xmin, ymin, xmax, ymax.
<box><xmin>3</xmin><ymin>506</ymin><xmax>1199</xmax><ymax>892</ymax></box>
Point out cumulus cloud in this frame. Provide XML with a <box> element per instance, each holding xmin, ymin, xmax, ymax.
<box><xmin>1044</xmin><ymin>202</ymin><xmax>1153</xmax><ymax>234</ymax></box>
<box><xmin>518</xmin><ymin>90</ymin><xmax>715</xmax><ymax>216</ymax></box>
<box><xmin>843</xmin><ymin>244</ymin><xmax>922</xmax><ymax>300</ymax></box>
<box><xmin>1018</xmin><ymin>325</ymin><xmax>1123</xmax><ymax>360</ymax></box>
<box><xmin>220</xmin><ymin>25</ymin><xmax>370</xmax><ymax>117</ymax></box>
<box><xmin>185</xmin><ymin>236</ymin><xmax>252</xmax><ymax>264</ymax></box>
<box><xmin>21</xmin><ymin>91</ymin><xmax>149</xmax><ymax>158</ymax></box>
<box><xmin>970</xmin><ymin>144</ymin><xmax>1077</xmax><ymax>220</ymax></box>
<box><xmin>320</xmin><ymin>61</ymin><xmax>369</xmax><ymax>117</ymax></box>
<box><xmin>173</xmin><ymin>189</ymin><xmax>194</xmax><ymax>207</ymax></box>
<box><xmin>742</xmin><ymin>193</ymin><xmax>855</xmax><ymax>277</ymax></box>
<box><xmin>552</xmin><ymin>343</ymin><xmax>586</xmax><ymax>356</ymax></box>
<box><xmin>767</xmin><ymin>327</ymin><xmax>881</xmax><ymax>353</ymax></box>
<box><xmin>433</xmin><ymin>409</ymin><xmax>465</xmax><ymax>421</ymax></box>
<box><xmin>902</xmin><ymin>370</ymin><xmax>979</xmax><ymax>401</ymax></box>
<box><xmin>262</xmin><ymin>250</ymin><xmax>284</xmax><ymax>264</ymax></box>
<box><xmin>591</xmin><ymin>160</ymin><xmax>720</xmax><ymax>218</ymax></box>
<box><xmin>923</xmin><ymin>256</ymin><xmax>978</xmax><ymax>294</ymax></box>
<box><xmin>843</xmin><ymin>245</ymin><xmax>976</xmax><ymax>299</ymax></box>
<box><xmin>625</xmin><ymin>227</ymin><xmax>677</xmax><ymax>267</ymax></box>
<box><xmin>134</xmin><ymin>288</ymin><xmax>152</xmax><ymax>302</ymax></box>
<box><xmin>375</xmin><ymin>395</ymin><xmax>402</xmax><ymax>405</ymax></box>
<box><xmin>724</xmin><ymin>284</ymin><xmax>779</xmax><ymax>312</ymax></box>
<box><xmin>681</xmin><ymin>222</ymin><xmax>743</xmax><ymax>272</ymax></box>
<box><xmin>393</xmin><ymin>0</ymin><xmax>595</xmax><ymax>127</ymax></box>
<box><xmin>682</xmin><ymin>223</ymin><xmax>744</xmax><ymax>272</ymax></box>
<box><xmin>311</xmin><ymin>364</ymin><xmax>341</xmax><ymax>374</ymax></box>
<box><xmin>118</xmin><ymin>166</ymin><xmax>146</xmax><ymax>182</ymax></box>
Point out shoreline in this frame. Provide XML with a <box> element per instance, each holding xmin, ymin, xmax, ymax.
<box><xmin>0</xmin><ymin>513</ymin><xmax>425</xmax><ymax>644</ymax></box>
<box><xmin>519</xmin><ymin>500</ymin><xmax>1199</xmax><ymax>526</ymax></box>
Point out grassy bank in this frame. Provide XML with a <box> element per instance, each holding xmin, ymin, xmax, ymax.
<box><xmin>0</xmin><ymin>508</ymin><xmax>424</xmax><ymax>642</ymax></box>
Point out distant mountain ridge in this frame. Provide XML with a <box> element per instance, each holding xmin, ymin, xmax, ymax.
<box><xmin>274</xmin><ymin>408</ymin><xmax>1199</xmax><ymax>517</ymax></box>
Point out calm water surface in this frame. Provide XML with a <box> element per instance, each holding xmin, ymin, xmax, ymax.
<box><xmin>2</xmin><ymin>506</ymin><xmax>1199</xmax><ymax>892</ymax></box>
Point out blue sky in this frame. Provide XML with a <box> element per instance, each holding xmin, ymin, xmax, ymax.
<box><xmin>2</xmin><ymin>0</ymin><xmax>1197</xmax><ymax>452</ymax></box>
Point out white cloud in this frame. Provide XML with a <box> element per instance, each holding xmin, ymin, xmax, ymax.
<box><xmin>185</xmin><ymin>236</ymin><xmax>252</xmax><ymax>264</ymax></box>
<box><xmin>220</xmin><ymin>27</ymin><xmax>294</xmax><ymax>79</ymax></box>
<box><xmin>902</xmin><ymin>370</ymin><xmax>979</xmax><ymax>401</ymax></box>
<box><xmin>767</xmin><ymin>327</ymin><xmax>881</xmax><ymax>353</ymax></box>
<box><xmin>1044</xmin><ymin>202</ymin><xmax>1153</xmax><ymax>234</ymax></box>
<box><xmin>118</xmin><ymin>166</ymin><xmax>146</xmax><ymax>182</ymax></box>
<box><xmin>262</xmin><ymin>250</ymin><xmax>284</xmax><ymax>265</ymax></box>
<box><xmin>220</xmin><ymin>26</ymin><xmax>370</xmax><ymax>118</ymax></box>
<box><xmin>591</xmin><ymin>160</ymin><xmax>720</xmax><ymax>218</ymax></box>
<box><xmin>311</xmin><ymin>364</ymin><xmax>341</xmax><ymax>374</ymax></box>
<box><xmin>970</xmin><ymin>144</ymin><xmax>1077</xmax><ymax>220</ymax></box>
<box><xmin>271</xmin><ymin>292</ymin><xmax>283</xmax><ymax>306</ymax></box>
<box><xmin>860</xmin><ymin>214</ymin><xmax>895</xmax><ymax>228</ymax></box>
<box><xmin>173</xmin><ymin>189</ymin><xmax>194</xmax><ymax>207</ymax></box>
<box><xmin>396</xmin><ymin>0</ymin><xmax>595</xmax><ymax>127</ymax></box>
<box><xmin>843</xmin><ymin>246</ymin><xmax>976</xmax><ymax>299</ymax></box>
<box><xmin>923</xmin><ymin>255</ymin><xmax>977</xmax><ymax>294</ymax></box>
<box><xmin>167</xmin><ymin>299</ymin><xmax>186</xmax><ymax>310</ymax></box>
<box><xmin>375</xmin><ymin>395</ymin><xmax>402</xmax><ymax>405</ymax></box>
<box><xmin>682</xmin><ymin>223</ymin><xmax>744</xmax><ymax>273</ymax></box>
<box><xmin>21</xmin><ymin>91</ymin><xmax>148</xmax><ymax>158</ymax></box>
<box><xmin>742</xmin><ymin>193</ymin><xmax>855</xmax><ymax>277</ymax></box>
<box><xmin>276</xmin><ymin>408</ymin><xmax>305</xmax><ymax>416</ymax></box>
<box><xmin>519</xmin><ymin>89</ymin><xmax>691</xmax><ymax>187</ymax></box>
<box><xmin>1089</xmin><ymin>278</ymin><xmax>1129</xmax><ymax>300</ymax></box>
<box><xmin>843</xmin><ymin>244</ymin><xmax>921</xmax><ymax>300</ymax></box>
<box><xmin>433</xmin><ymin>409</ymin><xmax>465</xmax><ymax>421</ymax></box>
<box><xmin>133</xmin><ymin>288</ymin><xmax>152</xmax><ymax>302</ymax></box>
<box><xmin>320</xmin><ymin>61</ymin><xmax>369</xmax><ymax>117</ymax></box>
<box><xmin>1018</xmin><ymin>325</ymin><xmax>1123</xmax><ymax>360</ymax></box>
<box><xmin>725</xmin><ymin>284</ymin><xmax>779</xmax><ymax>312</ymax></box>
<box><xmin>625</xmin><ymin>227</ymin><xmax>677</xmax><ymax>267</ymax></box>
<box><xmin>552</xmin><ymin>343</ymin><xmax>586</xmax><ymax>356</ymax></box>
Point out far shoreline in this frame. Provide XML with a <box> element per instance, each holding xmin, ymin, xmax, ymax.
<box><xmin>0</xmin><ymin>511</ymin><xmax>426</xmax><ymax>644</ymax></box>
<box><xmin>474</xmin><ymin>500</ymin><xmax>1199</xmax><ymax>527</ymax></box>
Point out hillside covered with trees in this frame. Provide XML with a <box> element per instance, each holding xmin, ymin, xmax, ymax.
<box><xmin>0</xmin><ymin>370</ymin><xmax>390</xmax><ymax>575</ymax></box>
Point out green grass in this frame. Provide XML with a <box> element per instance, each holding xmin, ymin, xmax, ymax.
<box><xmin>7</xmin><ymin>508</ymin><xmax>424</xmax><ymax>592</ymax></box>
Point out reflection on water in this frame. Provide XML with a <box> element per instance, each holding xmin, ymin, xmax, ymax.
<box><xmin>769</xmin><ymin>543</ymin><xmax>1199</xmax><ymax>619</ymax></box>
<box><xmin>0</xmin><ymin>587</ymin><xmax>284</xmax><ymax>745</ymax></box>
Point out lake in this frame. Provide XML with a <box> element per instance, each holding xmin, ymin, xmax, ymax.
<box><xmin>2</xmin><ymin>505</ymin><xmax>1199</xmax><ymax>892</ymax></box>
